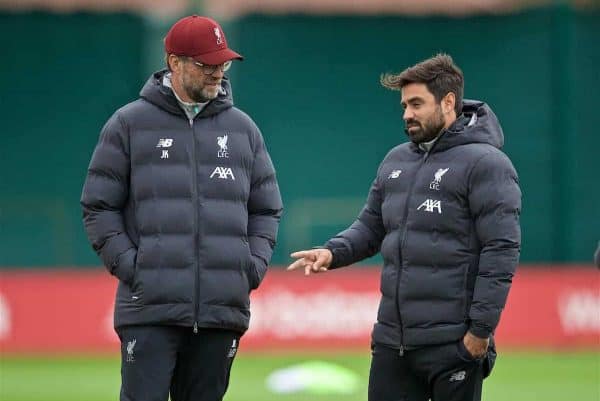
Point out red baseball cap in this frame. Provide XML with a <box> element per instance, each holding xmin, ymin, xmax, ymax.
<box><xmin>165</xmin><ymin>15</ymin><xmax>243</xmax><ymax>65</ymax></box>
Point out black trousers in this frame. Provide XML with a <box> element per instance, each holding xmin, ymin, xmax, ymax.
<box><xmin>117</xmin><ymin>325</ymin><xmax>240</xmax><ymax>401</ymax></box>
<box><xmin>368</xmin><ymin>341</ymin><xmax>493</xmax><ymax>401</ymax></box>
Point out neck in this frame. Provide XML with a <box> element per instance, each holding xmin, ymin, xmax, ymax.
<box><xmin>171</xmin><ymin>83</ymin><xmax>195</xmax><ymax>103</ymax></box>
<box><xmin>443</xmin><ymin>112</ymin><xmax>457</xmax><ymax>130</ymax></box>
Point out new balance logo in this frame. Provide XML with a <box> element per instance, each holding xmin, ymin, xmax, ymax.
<box><xmin>417</xmin><ymin>199</ymin><xmax>442</xmax><ymax>214</ymax></box>
<box><xmin>449</xmin><ymin>370</ymin><xmax>466</xmax><ymax>382</ymax></box>
<box><xmin>210</xmin><ymin>167</ymin><xmax>235</xmax><ymax>180</ymax></box>
<box><xmin>227</xmin><ymin>339</ymin><xmax>238</xmax><ymax>358</ymax></box>
<box><xmin>156</xmin><ymin>138</ymin><xmax>173</xmax><ymax>148</ymax></box>
<box><xmin>388</xmin><ymin>170</ymin><xmax>402</xmax><ymax>179</ymax></box>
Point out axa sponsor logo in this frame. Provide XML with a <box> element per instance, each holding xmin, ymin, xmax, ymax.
<box><xmin>417</xmin><ymin>199</ymin><xmax>442</xmax><ymax>214</ymax></box>
<box><xmin>430</xmin><ymin>167</ymin><xmax>449</xmax><ymax>190</ymax></box>
<box><xmin>210</xmin><ymin>166</ymin><xmax>235</xmax><ymax>180</ymax></box>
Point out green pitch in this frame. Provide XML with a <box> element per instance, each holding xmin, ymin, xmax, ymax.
<box><xmin>1</xmin><ymin>351</ymin><xmax>598</xmax><ymax>401</ymax></box>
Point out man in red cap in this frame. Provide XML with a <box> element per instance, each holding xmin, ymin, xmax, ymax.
<box><xmin>81</xmin><ymin>15</ymin><xmax>282</xmax><ymax>401</ymax></box>
<box><xmin>164</xmin><ymin>15</ymin><xmax>243</xmax><ymax>105</ymax></box>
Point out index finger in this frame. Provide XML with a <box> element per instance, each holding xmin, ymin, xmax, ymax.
<box><xmin>290</xmin><ymin>250</ymin><xmax>314</xmax><ymax>259</ymax></box>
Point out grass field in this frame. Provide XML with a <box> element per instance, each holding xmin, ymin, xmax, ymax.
<box><xmin>1</xmin><ymin>351</ymin><xmax>598</xmax><ymax>401</ymax></box>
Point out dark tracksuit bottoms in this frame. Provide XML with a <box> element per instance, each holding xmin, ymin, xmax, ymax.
<box><xmin>369</xmin><ymin>341</ymin><xmax>495</xmax><ymax>401</ymax></box>
<box><xmin>117</xmin><ymin>326</ymin><xmax>240</xmax><ymax>401</ymax></box>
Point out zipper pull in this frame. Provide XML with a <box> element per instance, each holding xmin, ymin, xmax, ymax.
<box><xmin>193</xmin><ymin>322</ymin><xmax>198</xmax><ymax>334</ymax></box>
<box><xmin>399</xmin><ymin>345</ymin><xmax>404</xmax><ymax>356</ymax></box>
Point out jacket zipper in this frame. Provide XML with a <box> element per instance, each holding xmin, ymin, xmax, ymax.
<box><xmin>396</xmin><ymin>150</ymin><xmax>430</xmax><ymax>355</ymax></box>
<box><xmin>189</xmin><ymin>117</ymin><xmax>200</xmax><ymax>334</ymax></box>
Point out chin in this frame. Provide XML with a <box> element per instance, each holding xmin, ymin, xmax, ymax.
<box><xmin>202</xmin><ymin>88</ymin><xmax>219</xmax><ymax>99</ymax></box>
<box><xmin>407</xmin><ymin>132</ymin><xmax>424</xmax><ymax>143</ymax></box>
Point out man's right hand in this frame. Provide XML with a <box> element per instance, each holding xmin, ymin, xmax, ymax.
<box><xmin>287</xmin><ymin>249</ymin><xmax>333</xmax><ymax>276</ymax></box>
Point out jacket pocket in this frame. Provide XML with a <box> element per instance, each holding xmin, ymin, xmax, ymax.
<box><xmin>112</xmin><ymin>247</ymin><xmax>137</xmax><ymax>286</ymax></box>
<box><xmin>241</xmin><ymin>238</ymin><xmax>259</xmax><ymax>290</ymax></box>
<box><xmin>482</xmin><ymin>336</ymin><xmax>497</xmax><ymax>378</ymax></box>
<box><xmin>456</xmin><ymin>339</ymin><xmax>478</xmax><ymax>362</ymax></box>
<box><xmin>129</xmin><ymin>252</ymin><xmax>142</xmax><ymax>297</ymax></box>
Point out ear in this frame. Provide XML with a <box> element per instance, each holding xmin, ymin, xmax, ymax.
<box><xmin>167</xmin><ymin>54</ymin><xmax>181</xmax><ymax>72</ymax></box>
<box><xmin>443</xmin><ymin>92</ymin><xmax>456</xmax><ymax>114</ymax></box>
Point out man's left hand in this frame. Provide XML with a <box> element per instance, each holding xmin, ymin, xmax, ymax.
<box><xmin>462</xmin><ymin>331</ymin><xmax>489</xmax><ymax>359</ymax></box>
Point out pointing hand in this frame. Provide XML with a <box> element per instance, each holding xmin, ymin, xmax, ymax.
<box><xmin>287</xmin><ymin>249</ymin><xmax>333</xmax><ymax>276</ymax></box>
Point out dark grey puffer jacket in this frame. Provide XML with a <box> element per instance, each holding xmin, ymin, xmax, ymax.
<box><xmin>325</xmin><ymin>100</ymin><xmax>521</xmax><ymax>348</ymax></box>
<box><xmin>81</xmin><ymin>70</ymin><xmax>283</xmax><ymax>332</ymax></box>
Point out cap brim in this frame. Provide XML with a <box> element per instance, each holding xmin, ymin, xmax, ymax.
<box><xmin>193</xmin><ymin>48</ymin><xmax>244</xmax><ymax>65</ymax></box>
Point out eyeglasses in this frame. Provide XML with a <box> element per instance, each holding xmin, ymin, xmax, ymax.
<box><xmin>191</xmin><ymin>59</ymin><xmax>232</xmax><ymax>75</ymax></box>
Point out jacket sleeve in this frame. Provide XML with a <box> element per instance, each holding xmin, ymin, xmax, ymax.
<box><xmin>247</xmin><ymin>128</ymin><xmax>283</xmax><ymax>289</ymax></box>
<box><xmin>324</xmin><ymin>172</ymin><xmax>385</xmax><ymax>269</ymax></box>
<box><xmin>80</xmin><ymin>112</ymin><xmax>137</xmax><ymax>285</ymax></box>
<box><xmin>467</xmin><ymin>151</ymin><xmax>522</xmax><ymax>338</ymax></box>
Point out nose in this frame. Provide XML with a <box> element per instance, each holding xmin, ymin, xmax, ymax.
<box><xmin>403</xmin><ymin>107</ymin><xmax>415</xmax><ymax>121</ymax></box>
<box><xmin>211</xmin><ymin>68</ymin><xmax>225</xmax><ymax>79</ymax></box>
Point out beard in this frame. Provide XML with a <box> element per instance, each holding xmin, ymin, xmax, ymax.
<box><xmin>181</xmin><ymin>75</ymin><xmax>220</xmax><ymax>103</ymax></box>
<box><xmin>404</xmin><ymin>106</ymin><xmax>445</xmax><ymax>144</ymax></box>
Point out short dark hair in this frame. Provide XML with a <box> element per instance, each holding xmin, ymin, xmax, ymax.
<box><xmin>381</xmin><ymin>53</ymin><xmax>464</xmax><ymax>115</ymax></box>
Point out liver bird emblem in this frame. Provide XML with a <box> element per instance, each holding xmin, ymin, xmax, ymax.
<box><xmin>217</xmin><ymin>135</ymin><xmax>228</xmax><ymax>151</ymax></box>
<box><xmin>434</xmin><ymin>168</ymin><xmax>449</xmax><ymax>183</ymax></box>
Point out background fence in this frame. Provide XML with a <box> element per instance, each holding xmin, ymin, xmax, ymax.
<box><xmin>0</xmin><ymin>5</ymin><xmax>598</xmax><ymax>267</ymax></box>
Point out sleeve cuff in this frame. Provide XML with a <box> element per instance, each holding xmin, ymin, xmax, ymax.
<box><xmin>317</xmin><ymin>245</ymin><xmax>342</xmax><ymax>269</ymax></box>
<box><xmin>469</xmin><ymin>323</ymin><xmax>492</xmax><ymax>339</ymax></box>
